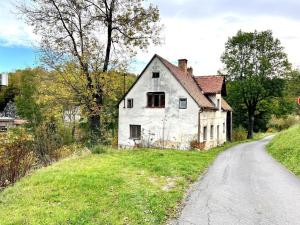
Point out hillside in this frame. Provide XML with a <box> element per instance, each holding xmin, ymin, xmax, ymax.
<box><xmin>0</xmin><ymin>147</ymin><xmax>226</xmax><ymax>225</ymax></box>
<box><xmin>267</xmin><ymin>124</ymin><xmax>300</xmax><ymax>176</ymax></box>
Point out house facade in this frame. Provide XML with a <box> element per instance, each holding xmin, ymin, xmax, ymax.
<box><xmin>118</xmin><ymin>55</ymin><xmax>232</xmax><ymax>150</ymax></box>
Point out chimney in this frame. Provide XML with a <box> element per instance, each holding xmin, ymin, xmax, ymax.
<box><xmin>178</xmin><ymin>59</ymin><xmax>188</xmax><ymax>74</ymax></box>
<box><xmin>187</xmin><ymin>67</ymin><xmax>193</xmax><ymax>76</ymax></box>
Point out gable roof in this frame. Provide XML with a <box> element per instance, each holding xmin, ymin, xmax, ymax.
<box><xmin>155</xmin><ymin>55</ymin><xmax>215</xmax><ymax>109</ymax></box>
<box><xmin>119</xmin><ymin>54</ymin><xmax>233</xmax><ymax>111</ymax></box>
<box><xmin>194</xmin><ymin>75</ymin><xmax>225</xmax><ymax>94</ymax></box>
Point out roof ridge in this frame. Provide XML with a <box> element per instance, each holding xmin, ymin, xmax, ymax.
<box><xmin>194</xmin><ymin>75</ymin><xmax>223</xmax><ymax>78</ymax></box>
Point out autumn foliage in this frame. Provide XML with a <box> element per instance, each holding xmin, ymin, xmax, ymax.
<box><xmin>0</xmin><ymin>129</ymin><xmax>36</xmax><ymax>188</ymax></box>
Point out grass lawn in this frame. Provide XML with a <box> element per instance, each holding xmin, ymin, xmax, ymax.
<box><xmin>267</xmin><ymin>124</ymin><xmax>300</xmax><ymax>176</ymax></box>
<box><xmin>0</xmin><ymin>134</ymin><xmax>268</xmax><ymax>225</ymax></box>
<box><xmin>0</xmin><ymin>143</ymin><xmax>236</xmax><ymax>225</ymax></box>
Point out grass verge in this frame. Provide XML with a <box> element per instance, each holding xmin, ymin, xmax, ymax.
<box><xmin>0</xmin><ymin>137</ymin><xmax>265</xmax><ymax>225</ymax></box>
<box><xmin>267</xmin><ymin>124</ymin><xmax>300</xmax><ymax>176</ymax></box>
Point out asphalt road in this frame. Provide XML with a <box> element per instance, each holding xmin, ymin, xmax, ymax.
<box><xmin>171</xmin><ymin>136</ymin><xmax>300</xmax><ymax>225</ymax></box>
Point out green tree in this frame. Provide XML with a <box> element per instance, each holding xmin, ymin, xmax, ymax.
<box><xmin>285</xmin><ymin>69</ymin><xmax>300</xmax><ymax>114</ymax></box>
<box><xmin>15</xmin><ymin>68</ymin><xmax>68</xmax><ymax>165</ymax></box>
<box><xmin>18</xmin><ymin>0</ymin><xmax>161</xmax><ymax>137</ymax></box>
<box><xmin>221</xmin><ymin>30</ymin><xmax>290</xmax><ymax>138</ymax></box>
<box><xmin>15</xmin><ymin>69</ymin><xmax>42</xmax><ymax>127</ymax></box>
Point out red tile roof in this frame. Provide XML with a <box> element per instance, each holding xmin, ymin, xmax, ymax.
<box><xmin>194</xmin><ymin>75</ymin><xmax>224</xmax><ymax>94</ymax></box>
<box><xmin>156</xmin><ymin>55</ymin><xmax>215</xmax><ymax>109</ymax></box>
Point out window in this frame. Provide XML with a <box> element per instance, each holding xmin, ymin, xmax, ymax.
<box><xmin>217</xmin><ymin>99</ymin><xmax>220</xmax><ymax>109</ymax></box>
<box><xmin>210</xmin><ymin>125</ymin><xmax>214</xmax><ymax>139</ymax></box>
<box><xmin>203</xmin><ymin>126</ymin><xmax>207</xmax><ymax>141</ymax></box>
<box><xmin>127</xmin><ymin>99</ymin><xmax>133</xmax><ymax>108</ymax></box>
<box><xmin>179</xmin><ymin>98</ymin><xmax>187</xmax><ymax>109</ymax></box>
<box><xmin>147</xmin><ymin>92</ymin><xmax>165</xmax><ymax>108</ymax></box>
<box><xmin>152</xmin><ymin>72</ymin><xmax>160</xmax><ymax>78</ymax></box>
<box><xmin>223</xmin><ymin>122</ymin><xmax>225</xmax><ymax>133</ymax></box>
<box><xmin>130</xmin><ymin>125</ymin><xmax>141</xmax><ymax>140</ymax></box>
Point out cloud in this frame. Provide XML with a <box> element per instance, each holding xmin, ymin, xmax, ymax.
<box><xmin>134</xmin><ymin>14</ymin><xmax>300</xmax><ymax>75</ymax></box>
<box><xmin>1</xmin><ymin>0</ymin><xmax>300</xmax><ymax>75</ymax></box>
<box><xmin>152</xmin><ymin>0</ymin><xmax>300</xmax><ymax>20</ymax></box>
<box><xmin>0</xmin><ymin>1</ymin><xmax>37</xmax><ymax>47</ymax></box>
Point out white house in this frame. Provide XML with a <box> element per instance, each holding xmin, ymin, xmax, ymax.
<box><xmin>118</xmin><ymin>54</ymin><xmax>232</xmax><ymax>150</ymax></box>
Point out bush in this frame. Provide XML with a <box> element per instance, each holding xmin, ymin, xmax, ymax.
<box><xmin>232</xmin><ymin>126</ymin><xmax>247</xmax><ymax>141</ymax></box>
<box><xmin>0</xmin><ymin>129</ymin><xmax>36</xmax><ymax>188</ymax></box>
<box><xmin>190</xmin><ymin>140</ymin><xmax>206</xmax><ymax>150</ymax></box>
<box><xmin>91</xmin><ymin>145</ymin><xmax>109</xmax><ymax>154</ymax></box>
<box><xmin>267</xmin><ymin>115</ymin><xmax>299</xmax><ymax>131</ymax></box>
<box><xmin>33</xmin><ymin>119</ymin><xmax>77</xmax><ymax>165</ymax></box>
<box><xmin>51</xmin><ymin>144</ymin><xmax>84</xmax><ymax>160</ymax></box>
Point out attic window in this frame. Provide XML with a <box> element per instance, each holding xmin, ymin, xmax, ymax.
<box><xmin>179</xmin><ymin>98</ymin><xmax>187</xmax><ymax>109</ymax></box>
<box><xmin>127</xmin><ymin>99</ymin><xmax>133</xmax><ymax>108</ymax></box>
<box><xmin>147</xmin><ymin>92</ymin><xmax>165</xmax><ymax>108</ymax></box>
<box><xmin>152</xmin><ymin>72</ymin><xmax>160</xmax><ymax>78</ymax></box>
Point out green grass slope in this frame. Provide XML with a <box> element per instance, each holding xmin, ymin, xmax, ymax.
<box><xmin>267</xmin><ymin>124</ymin><xmax>300</xmax><ymax>176</ymax></box>
<box><xmin>0</xmin><ymin>146</ymin><xmax>231</xmax><ymax>225</ymax></box>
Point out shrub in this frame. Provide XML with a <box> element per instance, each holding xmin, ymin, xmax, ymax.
<box><xmin>190</xmin><ymin>140</ymin><xmax>206</xmax><ymax>150</ymax></box>
<box><xmin>267</xmin><ymin>115</ymin><xmax>299</xmax><ymax>131</ymax></box>
<box><xmin>51</xmin><ymin>144</ymin><xmax>84</xmax><ymax>160</ymax></box>
<box><xmin>0</xmin><ymin>129</ymin><xmax>36</xmax><ymax>188</ymax></box>
<box><xmin>91</xmin><ymin>145</ymin><xmax>109</xmax><ymax>154</ymax></box>
<box><xmin>232</xmin><ymin>126</ymin><xmax>247</xmax><ymax>141</ymax></box>
<box><xmin>32</xmin><ymin>119</ymin><xmax>78</xmax><ymax>165</ymax></box>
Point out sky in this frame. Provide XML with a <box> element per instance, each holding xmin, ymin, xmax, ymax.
<box><xmin>1</xmin><ymin>0</ymin><xmax>300</xmax><ymax>75</ymax></box>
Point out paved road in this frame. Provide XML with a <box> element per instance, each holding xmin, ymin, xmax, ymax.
<box><xmin>171</xmin><ymin>136</ymin><xmax>300</xmax><ymax>225</ymax></box>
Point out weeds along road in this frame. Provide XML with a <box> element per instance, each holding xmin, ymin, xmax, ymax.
<box><xmin>172</xmin><ymin>136</ymin><xmax>300</xmax><ymax>225</ymax></box>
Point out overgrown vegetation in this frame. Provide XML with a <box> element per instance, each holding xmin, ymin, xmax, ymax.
<box><xmin>0</xmin><ymin>67</ymin><xmax>136</xmax><ymax>188</ymax></box>
<box><xmin>267</xmin><ymin>124</ymin><xmax>300</xmax><ymax>176</ymax></box>
<box><xmin>267</xmin><ymin>115</ymin><xmax>299</xmax><ymax>132</ymax></box>
<box><xmin>0</xmin><ymin>128</ymin><xmax>84</xmax><ymax>189</ymax></box>
<box><xmin>0</xmin><ymin>129</ymin><xmax>35</xmax><ymax>188</ymax></box>
<box><xmin>0</xmin><ymin>145</ymin><xmax>227</xmax><ymax>225</ymax></box>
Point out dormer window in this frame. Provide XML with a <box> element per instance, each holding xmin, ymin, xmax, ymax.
<box><xmin>152</xmin><ymin>72</ymin><xmax>160</xmax><ymax>78</ymax></box>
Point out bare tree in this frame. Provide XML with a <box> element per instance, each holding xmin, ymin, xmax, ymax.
<box><xmin>17</xmin><ymin>0</ymin><xmax>161</xmax><ymax>137</ymax></box>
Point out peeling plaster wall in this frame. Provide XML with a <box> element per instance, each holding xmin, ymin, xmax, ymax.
<box><xmin>198</xmin><ymin>110</ymin><xmax>228</xmax><ymax>149</ymax></box>
<box><xmin>118</xmin><ymin>58</ymin><xmax>200</xmax><ymax>149</ymax></box>
<box><xmin>118</xmin><ymin>58</ymin><xmax>228</xmax><ymax>150</ymax></box>
<box><xmin>201</xmin><ymin>94</ymin><xmax>228</xmax><ymax>149</ymax></box>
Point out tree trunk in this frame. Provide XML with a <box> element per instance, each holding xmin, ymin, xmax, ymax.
<box><xmin>88</xmin><ymin>114</ymin><xmax>100</xmax><ymax>135</ymax></box>
<box><xmin>103</xmin><ymin>20</ymin><xmax>112</xmax><ymax>72</ymax></box>
<box><xmin>247</xmin><ymin>109</ymin><xmax>254</xmax><ymax>139</ymax></box>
